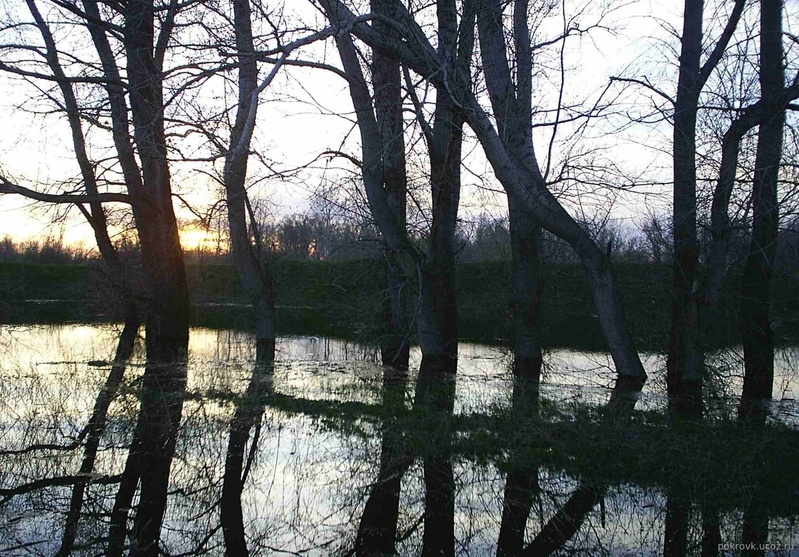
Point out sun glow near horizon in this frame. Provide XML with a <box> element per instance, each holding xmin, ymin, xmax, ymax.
<box><xmin>179</xmin><ymin>225</ymin><xmax>226</xmax><ymax>253</ymax></box>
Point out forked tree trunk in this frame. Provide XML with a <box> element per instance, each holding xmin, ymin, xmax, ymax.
<box><xmin>324</xmin><ymin>0</ymin><xmax>472</xmax><ymax>370</ymax></box>
<box><xmin>109</xmin><ymin>1</ymin><xmax>190</xmax><ymax>554</ymax></box>
<box><xmin>666</xmin><ymin>0</ymin><xmax>704</xmax><ymax>415</ymax></box>
<box><xmin>417</xmin><ymin>0</ymin><xmax>473</xmax><ymax>369</ymax></box>
<box><xmin>23</xmin><ymin>10</ymin><xmax>144</xmax><ymax>552</ymax></box>
<box><xmin>665</xmin><ymin>0</ymin><xmax>745</xmax><ymax>415</ymax></box>
<box><xmin>322</xmin><ymin>0</ymin><xmax>646</xmax><ymax>380</ymax></box>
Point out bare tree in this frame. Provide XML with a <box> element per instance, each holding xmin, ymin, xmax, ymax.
<box><xmin>319</xmin><ymin>0</ymin><xmax>647</xmax><ymax>382</ymax></box>
<box><xmin>475</xmin><ymin>0</ymin><xmax>544</xmax><ymax>380</ymax></box>
<box><xmin>320</xmin><ymin>0</ymin><xmax>475</xmax><ymax>371</ymax></box>
<box><xmin>665</xmin><ymin>0</ymin><xmax>745</xmax><ymax>414</ymax></box>
<box><xmin>739</xmin><ymin>0</ymin><xmax>788</xmax><ymax>413</ymax></box>
<box><xmin>222</xmin><ymin>0</ymin><xmax>277</xmax><ymax>367</ymax></box>
<box><xmin>373</xmin><ymin>0</ymin><xmax>412</xmax><ymax>369</ymax></box>
<box><xmin>0</xmin><ymin>0</ymin><xmax>188</xmax><ymax>552</ymax></box>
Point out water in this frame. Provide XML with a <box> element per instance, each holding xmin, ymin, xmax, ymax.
<box><xmin>1</xmin><ymin>324</ymin><xmax>798</xmax><ymax>555</ymax></box>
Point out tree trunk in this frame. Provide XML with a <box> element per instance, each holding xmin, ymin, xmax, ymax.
<box><xmin>508</xmin><ymin>192</ymin><xmax>543</xmax><ymax>381</ymax></box>
<box><xmin>372</xmin><ymin>0</ymin><xmax>411</xmax><ymax>369</ymax></box>
<box><xmin>740</xmin><ymin>0</ymin><xmax>785</xmax><ymax>405</ymax></box>
<box><xmin>23</xmin><ymin>12</ymin><xmax>145</xmax><ymax>552</ymax></box>
<box><xmin>416</xmin><ymin>0</ymin><xmax>472</xmax><ymax>368</ymax></box>
<box><xmin>701</xmin><ymin>505</ymin><xmax>721</xmax><ymax>557</ymax></box>
<box><xmin>665</xmin><ymin>0</ymin><xmax>744</xmax><ymax>415</ymax></box>
<box><xmin>122</xmin><ymin>2</ymin><xmax>190</xmax><ymax>554</ymax></box>
<box><xmin>741</xmin><ymin>504</ymin><xmax>769</xmax><ymax>557</ymax></box>
<box><xmin>324</xmin><ymin>0</ymin><xmax>472</xmax><ymax>369</ymax></box>
<box><xmin>381</xmin><ymin>251</ymin><xmax>411</xmax><ymax>370</ymax></box>
<box><xmin>224</xmin><ymin>0</ymin><xmax>277</xmax><ymax>366</ymax></box>
<box><xmin>473</xmin><ymin>0</ymin><xmax>643</xmax><ymax>382</ymax></box>
<box><xmin>666</xmin><ymin>0</ymin><xmax>704</xmax><ymax>415</ymax></box>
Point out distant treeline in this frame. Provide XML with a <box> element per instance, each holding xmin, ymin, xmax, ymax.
<box><xmin>0</xmin><ymin>237</ymin><xmax>91</xmax><ymax>264</ymax></box>
<box><xmin>1</xmin><ymin>257</ymin><xmax>797</xmax><ymax>352</ymax></box>
<box><xmin>5</xmin><ymin>212</ymin><xmax>799</xmax><ymax>273</ymax></box>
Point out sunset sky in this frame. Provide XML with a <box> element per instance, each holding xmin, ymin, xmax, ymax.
<box><xmin>0</xmin><ymin>0</ymin><xmax>754</xmax><ymax>251</ymax></box>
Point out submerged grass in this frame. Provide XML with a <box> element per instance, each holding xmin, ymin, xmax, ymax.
<box><xmin>198</xmin><ymin>377</ymin><xmax>799</xmax><ymax>518</ymax></box>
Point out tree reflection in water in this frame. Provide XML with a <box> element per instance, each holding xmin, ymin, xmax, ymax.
<box><xmin>221</xmin><ymin>340</ymin><xmax>275</xmax><ymax>556</ymax></box>
<box><xmin>1</xmin><ymin>326</ymin><xmax>798</xmax><ymax>555</ymax></box>
<box><xmin>355</xmin><ymin>367</ymin><xmax>411</xmax><ymax>556</ymax></box>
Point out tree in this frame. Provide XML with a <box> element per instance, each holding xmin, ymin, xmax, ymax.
<box><xmin>616</xmin><ymin>0</ymin><xmax>799</xmax><ymax>414</ymax></box>
<box><xmin>371</xmin><ymin>0</ymin><xmax>412</xmax><ymax>369</ymax></box>
<box><xmin>475</xmin><ymin>0</ymin><xmax>544</xmax><ymax>380</ymax></box>
<box><xmin>320</xmin><ymin>0</ymin><xmax>647</xmax><ymax>383</ymax></box>
<box><xmin>0</xmin><ymin>0</ymin><xmax>189</xmax><ymax>553</ymax></box>
<box><xmin>321</xmin><ymin>0</ymin><xmax>475</xmax><ymax>371</ymax></box>
<box><xmin>222</xmin><ymin>0</ymin><xmax>277</xmax><ymax>367</ymax></box>
<box><xmin>739</xmin><ymin>0</ymin><xmax>788</xmax><ymax>412</ymax></box>
<box><xmin>665</xmin><ymin>0</ymin><xmax>745</xmax><ymax>414</ymax></box>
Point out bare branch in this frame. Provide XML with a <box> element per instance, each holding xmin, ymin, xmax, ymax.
<box><xmin>0</xmin><ymin>176</ymin><xmax>132</xmax><ymax>205</ymax></box>
<box><xmin>609</xmin><ymin>75</ymin><xmax>674</xmax><ymax>105</ymax></box>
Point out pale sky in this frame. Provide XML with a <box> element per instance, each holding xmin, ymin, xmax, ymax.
<box><xmin>0</xmin><ymin>0</ymin><xmax>775</xmax><ymax>250</ymax></box>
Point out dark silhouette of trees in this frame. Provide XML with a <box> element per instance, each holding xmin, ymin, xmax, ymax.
<box><xmin>0</xmin><ymin>0</ymin><xmax>191</xmax><ymax>552</ymax></box>
<box><xmin>319</xmin><ymin>0</ymin><xmax>647</xmax><ymax>384</ymax></box>
<box><xmin>321</xmin><ymin>0</ymin><xmax>475</xmax><ymax>371</ymax></box>
<box><xmin>666</xmin><ymin>0</ymin><xmax>745</xmax><ymax>414</ymax></box>
<box><xmin>222</xmin><ymin>0</ymin><xmax>277</xmax><ymax>367</ymax></box>
<box><xmin>371</xmin><ymin>0</ymin><xmax>412</xmax><ymax>369</ymax></box>
<box><xmin>475</xmin><ymin>0</ymin><xmax>544</xmax><ymax>380</ymax></box>
<box><xmin>739</xmin><ymin>0</ymin><xmax>788</xmax><ymax>410</ymax></box>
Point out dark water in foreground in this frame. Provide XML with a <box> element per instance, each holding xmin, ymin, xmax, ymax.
<box><xmin>1</xmin><ymin>324</ymin><xmax>799</xmax><ymax>555</ymax></box>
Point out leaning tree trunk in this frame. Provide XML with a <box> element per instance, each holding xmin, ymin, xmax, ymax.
<box><xmin>23</xmin><ymin>11</ymin><xmax>144</xmax><ymax>553</ymax></box>
<box><xmin>326</xmin><ymin>0</ymin><xmax>645</xmax><ymax>380</ymax></box>
<box><xmin>473</xmin><ymin>0</ymin><xmax>639</xmax><ymax>383</ymax></box>
<box><xmin>740</xmin><ymin>0</ymin><xmax>785</xmax><ymax>410</ymax></box>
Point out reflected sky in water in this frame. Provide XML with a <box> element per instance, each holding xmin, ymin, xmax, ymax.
<box><xmin>1</xmin><ymin>324</ymin><xmax>798</xmax><ymax>555</ymax></box>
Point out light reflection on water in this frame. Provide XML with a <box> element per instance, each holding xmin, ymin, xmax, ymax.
<box><xmin>1</xmin><ymin>324</ymin><xmax>798</xmax><ymax>555</ymax></box>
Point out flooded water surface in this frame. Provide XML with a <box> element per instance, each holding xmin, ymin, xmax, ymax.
<box><xmin>1</xmin><ymin>324</ymin><xmax>798</xmax><ymax>555</ymax></box>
